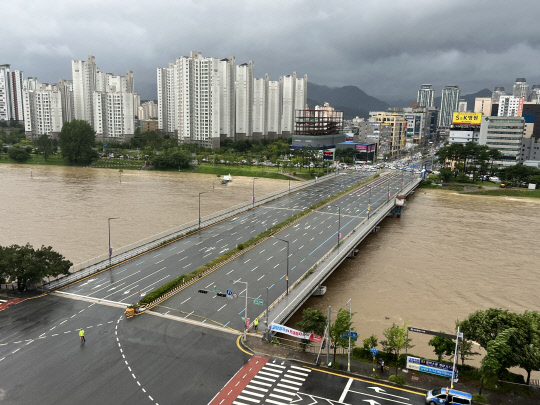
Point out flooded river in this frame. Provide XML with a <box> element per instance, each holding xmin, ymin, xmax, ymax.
<box><xmin>2</xmin><ymin>164</ymin><xmax>539</xmax><ymax>374</ymax></box>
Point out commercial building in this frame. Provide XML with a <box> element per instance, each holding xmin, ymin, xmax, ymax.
<box><xmin>438</xmin><ymin>85</ymin><xmax>460</xmax><ymax>128</ymax></box>
<box><xmin>513</xmin><ymin>78</ymin><xmax>529</xmax><ymax>100</ymax></box>
<box><xmin>529</xmin><ymin>85</ymin><xmax>540</xmax><ymax>103</ymax></box>
<box><xmin>369</xmin><ymin>111</ymin><xmax>407</xmax><ymax>157</ymax></box>
<box><xmin>458</xmin><ymin>99</ymin><xmax>467</xmax><ymax>112</ymax></box>
<box><xmin>448</xmin><ymin>112</ymin><xmax>481</xmax><ymax>145</ymax></box>
<box><xmin>478</xmin><ymin>116</ymin><xmax>525</xmax><ymax>167</ymax></box>
<box><xmin>474</xmin><ymin>97</ymin><xmax>492</xmax><ymax>116</ymax></box>
<box><xmin>292</xmin><ymin>107</ymin><xmax>344</xmax><ymax>148</ymax></box>
<box><xmin>491</xmin><ymin>87</ymin><xmax>507</xmax><ymax>104</ymax></box>
<box><xmin>498</xmin><ymin>95</ymin><xmax>523</xmax><ymax>117</ymax></box>
<box><xmin>140</xmin><ymin>119</ymin><xmax>158</xmax><ymax>133</ymax></box>
<box><xmin>417</xmin><ymin>84</ymin><xmax>434</xmax><ymax>108</ymax></box>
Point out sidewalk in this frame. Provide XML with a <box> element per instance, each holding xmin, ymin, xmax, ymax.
<box><xmin>243</xmin><ymin>334</ymin><xmax>539</xmax><ymax>405</ymax></box>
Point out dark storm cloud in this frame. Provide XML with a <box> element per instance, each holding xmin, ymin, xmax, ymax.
<box><xmin>3</xmin><ymin>0</ymin><xmax>540</xmax><ymax>102</ymax></box>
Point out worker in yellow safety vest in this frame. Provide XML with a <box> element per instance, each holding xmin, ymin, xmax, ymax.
<box><xmin>79</xmin><ymin>329</ymin><xmax>85</xmax><ymax>343</ymax></box>
<box><xmin>254</xmin><ymin>318</ymin><xmax>259</xmax><ymax>332</ymax></box>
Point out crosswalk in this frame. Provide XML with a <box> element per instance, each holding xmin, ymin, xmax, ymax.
<box><xmin>233</xmin><ymin>361</ymin><xmax>310</xmax><ymax>405</ymax></box>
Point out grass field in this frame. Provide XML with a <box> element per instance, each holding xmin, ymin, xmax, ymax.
<box><xmin>466</xmin><ymin>188</ymin><xmax>540</xmax><ymax>198</ymax></box>
<box><xmin>0</xmin><ymin>154</ymin><xmax>70</xmax><ymax>166</ymax></box>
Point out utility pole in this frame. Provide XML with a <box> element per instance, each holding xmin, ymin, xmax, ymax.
<box><xmin>346</xmin><ymin>299</ymin><xmax>352</xmax><ymax>372</ymax></box>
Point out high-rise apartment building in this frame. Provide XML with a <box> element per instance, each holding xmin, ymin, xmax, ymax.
<box><xmin>218</xmin><ymin>57</ymin><xmax>235</xmax><ymax>142</ymax></box>
<box><xmin>253</xmin><ymin>74</ymin><xmax>268</xmax><ymax>139</ymax></box>
<box><xmin>295</xmin><ymin>74</ymin><xmax>308</xmax><ymax>112</ymax></box>
<box><xmin>72</xmin><ymin>55</ymin><xmax>97</xmax><ymax>124</ymax></box>
<box><xmin>491</xmin><ymin>87</ymin><xmax>507</xmax><ymax>104</ymax></box>
<box><xmin>138</xmin><ymin>101</ymin><xmax>158</xmax><ymax>120</ymax></box>
<box><xmin>281</xmin><ymin>73</ymin><xmax>297</xmax><ymax>136</ymax></box>
<box><xmin>0</xmin><ymin>64</ymin><xmax>25</xmax><ymax>122</ymax></box>
<box><xmin>22</xmin><ymin>81</ymin><xmax>63</xmax><ymax>139</ymax></box>
<box><xmin>438</xmin><ymin>85</ymin><xmax>460</xmax><ymax>128</ymax></box>
<box><xmin>513</xmin><ymin>78</ymin><xmax>529</xmax><ymax>100</ymax></box>
<box><xmin>93</xmin><ymin>91</ymin><xmax>135</xmax><ymax>139</ymax></box>
<box><xmin>417</xmin><ymin>84</ymin><xmax>434</xmax><ymax>108</ymax></box>
<box><xmin>235</xmin><ymin>61</ymin><xmax>254</xmax><ymax>140</ymax></box>
<box><xmin>157</xmin><ymin>63</ymin><xmax>177</xmax><ymax>134</ymax></box>
<box><xmin>267</xmin><ymin>79</ymin><xmax>282</xmax><ymax>139</ymax></box>
<box><xmin>58</xmin><ymin>79</ymin><xmax>75</xmax><ymax>124</ymax></box>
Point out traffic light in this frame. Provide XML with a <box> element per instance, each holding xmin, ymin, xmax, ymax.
<box><xmin>198</xmin><ymin>289</ymin><xmax>208</xmax><ymax>294</ymax></box>
<box><xmin>216</xmin><ymin>292</ymin><xmax>227</xmax><ymax>297</ymax></box>
<box><xmin>321</xmin><ymin>339</ymin><xmax>326</xmax><ymax>350</ymax></box>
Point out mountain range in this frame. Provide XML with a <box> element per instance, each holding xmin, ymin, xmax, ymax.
<box><xmin>307</xmin><ymin>83</ymin><xmax>493</xmax><ymax>119</ymax></box>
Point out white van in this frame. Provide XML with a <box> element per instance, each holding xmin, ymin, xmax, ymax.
<box><xmin>426</xmin><ymin>388</ymin><xmax>472</xmax><ymax>405</ymax></box>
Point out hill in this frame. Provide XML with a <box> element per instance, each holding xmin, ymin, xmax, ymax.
<box><xmin>307</xmin><ymin>83</ymin><xmax>389</xmax><ymax>119</ymax></box>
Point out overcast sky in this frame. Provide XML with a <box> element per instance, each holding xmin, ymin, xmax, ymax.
<box><xmin>3</xmin><ymin>0</ymin><xmax>540</xmax><ymax>104</ymax></box>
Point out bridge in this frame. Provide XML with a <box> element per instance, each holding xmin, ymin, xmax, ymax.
<box><xmin>52</xmin><ymin>170</ymin><xmax>421</xmax><ymax>336</ymax></box>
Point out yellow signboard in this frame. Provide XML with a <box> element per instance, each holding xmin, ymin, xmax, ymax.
<box><xmin>452</xmin><ymin>112</ymin><xmax>482</xmax><ymax>125</ymax></box>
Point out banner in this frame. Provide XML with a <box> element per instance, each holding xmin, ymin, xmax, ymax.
<box><xmin>270</xmin><ymin>323</ymin><xmax>322</xmax><ymax>343</ymax></box>
<box><xmin>406</xmin><ymin>356</ymin><xmax>458</xmax><ymax>380</ymax></box>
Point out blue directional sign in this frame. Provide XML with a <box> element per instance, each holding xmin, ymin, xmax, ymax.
<box><xmin>370</xmin><ymin>348</ymin><xmax>379</xmax><ymax>356</ymax></box>
<box><xmin>226</xmin><ymin>289</ymin><xmax>232</xmax><ymax>295</ymax></box>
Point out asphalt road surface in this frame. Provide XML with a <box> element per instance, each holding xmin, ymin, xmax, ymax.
<box><xmin>0</xmin><ymin>296</ymin><xmax>248</xmax><ymax>405</ymax></box>
<box><xmin>149</xmin><ymin>171</ymin><xmax>414</xmax><ymax>332</ymax></box>
<box><xmin>209</xmin><ymin>354</ymin><xmax>426</xmax><ymax>405</ymax></box>
<box><xmin>59</xmin><ymin>172</ymin><xmax>376</xmax><ymax>305</ymax></box>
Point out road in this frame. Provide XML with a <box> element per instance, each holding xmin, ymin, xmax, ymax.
<box><xmin>209</xmin><ymin>354</ymin><xmax>426</xmax><ymax>405</ymax></box>
<box><xmin>0</xmin><ymin>295</ymin><xmax>248</xmax><ymax>404</ymax></box>
<box><xmin>58</xmin><ymin>172</ymin><xmax>376</xmax><ymax>305</ymax></box>
<box><xmin>148</xmin><ymin>171</ymin><xmax>414</xmax><ymax>332</ymax></box>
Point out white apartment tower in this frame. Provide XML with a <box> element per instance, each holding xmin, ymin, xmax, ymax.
<box><xmin>235</xmin><ymin>61</ymin><xmax>254</xmax><ymax>140</ymax></box>
<box><xmin>438</xmin><ymin>85</ymin><xmax>460</xmax><ymax>128</ymax></box>
<box><xmin>93</xmin><ymin>92</ymin><xmax>135</xmax><ymax>139</ymax></box>
<box><xmin>281</xmin><ymin>73</ymin><xmax>297</xmax><ymax>136</ymax></box>
<box><xmin>10</xmin><ymin>70</ymin><xmax>24</xmax><ymax>122</ymax></box>
<box><xmin>267</xmin><ymin>79</ymin><xmax>282</xmax><ymax>138</ymax></box>
<box><xmin>0</xmin><ymin>65</ymin><xmax>13</xmax><ymax>121</ymax></box>
<box><xmin>22</xmin><ymin>81</ymin><xmax>64</xmax><ymax>139</ymax></box>
<box><xmin>218</xmin><ymin>57</ymin><xmax>235</xmax><ymax>141</ymax></box>
<box><xmin>295</xmin><ymin>74</ymin><xmax>308</xmax><ymax>112</ymax></box>
<box><xmin>253</xmin><ymin>74</ymin><xmax>269</xmax><ymax>139</ymax></box>
<box><xmin>72</xmin><ymin>55</ymin><xmax>97</xmax><ymax>124</ymax></box>
<box><xmin>513</xmin><ymin>78</ymin><xmax>529</xmax><ymax>100</ymax></box>
<box><xmin>157</xmin><ymin>63</ymin><xmax>177</xmax><ymax>134</ymax></box>
<box><xmin>417</xmin><ymin>84</ymin><xmax>434</xmax><ymax>108</ymax></box>
<box><xmin>58</xmin><ymin>79</ymin><xmax>75</xmax><ymax>124</ymax></box>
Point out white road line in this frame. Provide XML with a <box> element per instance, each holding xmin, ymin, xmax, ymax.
<box><xmin>241</xmin><ymin>390</ymin><xmax>264</xmax><ymax>398</ymax></box>
<box><xmin>257</xmin><ymin>275</ymin><xmax>265</xmax><ymax>281</ymax></box>
<box><xmin>280</xmin><ymin>379</ymin><xmax>302</xmax><ymax>386</ymax></box>
<box><xmin>339</xmin><ymin>378</ymin><xmax>353</xmax><ymax>403</ymax></box>
<box><xmin>183</xmin><ymin>263</ymin><xmax>192</xmax><ymax>268</ymax></box>
<box><xmin>217</xmin><ymin>304</ymin><xmax>227</xmax><ymax>311</ymax></box>
<box><xmin>180</xmin><ymin>297</ymin><xmax>191</xmax><ymax>305</ymax></box>
<box><xmin>276</xmin><ymin>383</ymin><xmax>299</xmax><ymax>391</ymax></box>
<box><xmin>251</xmin><ymin>266</ymin><xmax>258</xmax><ymax>272</ymax></box>
<box><xmin>236</xmin><ymin>395</ymin><xmax>259</xmax><ymax>403</ymax></box>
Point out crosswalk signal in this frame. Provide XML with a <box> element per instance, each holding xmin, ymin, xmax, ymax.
<box><xmin>198</xmin><ymin>289</ymin><xmax>208</xmax><ymax>294</ymax></box>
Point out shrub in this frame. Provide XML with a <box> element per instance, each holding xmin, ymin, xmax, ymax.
<box><xmin>472</xmin><ymin>394</ymin><xmax>488</xmax><ymax>404</ymax></box>
<box><xmin>329</xmin><ymin>361</ymin><xmax>341</xmax><ymax>370</ymax></box>
<box><xmin>237</xmin><ymin>243</ymin><xmax>245</xmax><ymax>250</ymax></box>
<box><xmin>388</xmin><ymin>374</ymin><xmax>406</xmax><ymax>385</ymax></box>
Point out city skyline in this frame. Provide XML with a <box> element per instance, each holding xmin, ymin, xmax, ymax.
<box><xmin>2</xmin><ymin>0</ymin><xmax>540</xmax><ymax>103</ymax></box>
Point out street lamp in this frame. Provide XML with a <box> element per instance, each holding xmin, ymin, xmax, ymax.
<box><xmin>272</xmin><ymin>236</ymin><xmax>289</xmax><ymax>295</ymax></box>
<box><xmin>108</xmin><ymin>217</ymin><xmax>119</xmax><ymax>266</ymax></box>
<box><xmin>231</xmin><ymin>279</ymin><xmax>249</xmax><ymax>341</ymax></box>
<box><xmin>252</xmin><ymin>177</ymin><xmax>258</xmax><ymax>208</ymax></box>
<box><xmin>346</xmin><ymin>298</ymin><xmax>352</xmax><ymax>372</ymax></box>
<box><xmin>199</xmin><ymin>192</ymin><xmax>208</xmax><ymax>231</ymax></box>
<box><xmin>327</xmin><ymin>205</ymin><xmax>341</xmax><ymax>247</ymax></box>
<box><xmin>368</xmin><ymin>187</ymin><xmax>372</xmax><ymax>221</ymax></box>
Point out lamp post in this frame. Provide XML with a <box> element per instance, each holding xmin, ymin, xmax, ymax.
<box><xmin>327</xmin><ymin>205</ymin><xmax>341</xmax><ymax>247</ymax></box>
<box><xmin>232</xmin><ymin>279</ymin><xmax>248</xmax><ymax>341</ymax></box>
<box><xmin>346</xmin><ymin>298</ymin><xmax>352</xmax><ymax>372</ymax></box>
<box><xmin>387</xmin><ymin>176</ymin><xmax>390</xmax><ymax>201</ymax></box>
<box><xmin>272</xmin><ymin>236</ymin><xmax>289</xmax><ymax>295</ymax></box>
<box><xmin>108</xmin><ymin>217</ymin><xmax>119</xmax><ymax>266</ymax></box>
<box><xmin>199</xmin><ymin>192</ymin><xmax>208</xmax><ymax>231</ymax></box>
<box><xmin>252</xmin><ymin>177</ymin><xmax>258</xmax><ymax>208</ymax></box>
<box><xmin>368</xmin><ymin>187</ymin><xmax>371</xmax><ymax>220</ymax></box>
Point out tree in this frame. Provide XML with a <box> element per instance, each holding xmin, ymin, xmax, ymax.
<box><xmin>381</xmin><ymin>321</ymin><xmax>414</xmax><ymax>376</ymax></box>
<box><xmin>428</xmin><ymin>335</ymin><xmax>454</xmax><ymax>362</ymax></box>
<box><xmin>514</xmin><ymin>311</ymin><xmax>540</xmax><ymax>385</ymax></box>
<box><xmin>529</xmin><ymin>175</ymin><xmax>540</xmax><ymax>186</ymax></box>
<box><xmin>455</xmin><ymin>320</ymin><xmax>480</xmax><ymax>366</ymax></box>
<box><xmin>461</xmin><ymin>308</ymin><xmax>521</xmax><ymax>352</ymax></box>
<box><xmin>0</xmin><ymin>244</ymin><xmax>72</xmax><ymax>291</ymax></box>
<box><xmin>7</xmin><ymin>146</ymin><xmax>31</xmax><ymax>162</ymax></box>
<box><xmin>439</xmin><ymin>167</ymin><xmax>453</xmax><ymax>182</ymax></box>
<box><xmin>329</xmin><ymin>308</ymin><xmax>355</xmax><ymax>365</ymax></box>
<box><xmin>35</xmin><ymin>134</ymin><xmax>54</xmax><ymax>160</ymax></box>
<box><xmin>58</xmin><ymin>120</ymin><xmax>98</xmax><ymax>164</ymax></box>
<box><xmin>166</xmin><ymin>150</ymin><xmax>190</xmax><ymax>169</ymax></box>
<box><xmin>296</xmin><ymin>308</ymin><xmax>327</xmax><ymax>352</ymax></box>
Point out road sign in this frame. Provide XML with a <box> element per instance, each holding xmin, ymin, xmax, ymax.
<box><xmin>408</xmin><ymin>326</ymin><xmax>458</xmax><ymax>340</ymax></box>
<box><xmin>226</xmin><ymin>289</ymin><xmax>232</xmax><ymax>295</ymax></box>
<box><xmin>232</xmin><ymin>293</ymin><xmax>238</xmax><ymax>299</ymax></box>
<box><xmin>370</xmin><ymin>348</ymin><xmax>378</xmax><ymax>356</ymax></box>
<box><xmin>253</xmin><ymin>299</ymin><xmax>264</xmax><ymax>306</ymax></box>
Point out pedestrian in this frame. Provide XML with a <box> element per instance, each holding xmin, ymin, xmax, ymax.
<box><xmin>79</xmin><ymin>329</ymin><xmax>85</xmax><ymax>343</ymax></box>
<box><xmin>254</xmin><ymin>318</ymin><xmax>259</xmax><ymax>332</ymax></box>
<box><xmin>380</xmin><ymin>360</ymin><xmax>384</xmax><ymax>373</ymax></box>
<box><xmin>445</xmin><ymin>388</ymin><xmax>452</xmax><ymax>405</ymax></box>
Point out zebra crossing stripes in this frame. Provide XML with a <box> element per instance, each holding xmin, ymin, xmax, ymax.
<box><xmin>233</xmin><ymin>360</ymin><xmax>311</xmax><ymax>405</ymax></box>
